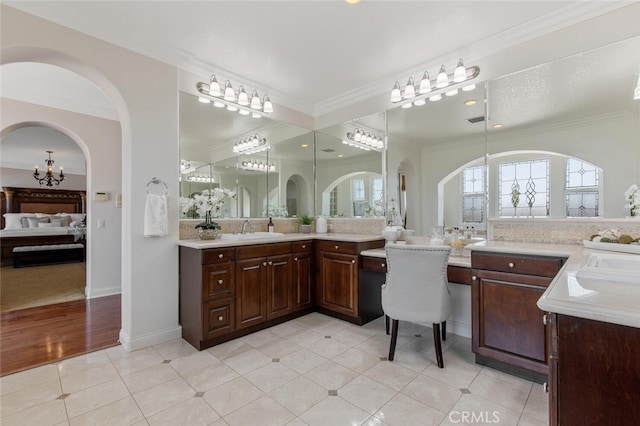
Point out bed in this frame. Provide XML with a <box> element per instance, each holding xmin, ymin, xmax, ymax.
<box><xmin>1</xmin><ymin>187</ymin><xmax>86</xmax><ymax>267</ymax></box>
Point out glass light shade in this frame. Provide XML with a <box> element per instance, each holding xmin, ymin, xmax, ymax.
<box><xmin>237</xmin><ymin>86</ymin><xmax>249</xmax><ymax>106</ymax></box>
<box><xmin>354</xmin><ymin>130</ymin><xmax>362</xmax><ymax>141</ymax></box>
<box><xmin>429</xmin><ymin>94</ymin><xmax>442</xmax><ymax>101</ymax></box>
<box><xmin>403</xmin><ymin>77</ymin><xmax>416</xmax><ymax>99</ymax></box>
<box><xmin>453</xmin><ymin>59</ymin><xmax>466</xmax><ymax>83</ymax></box>
<box><xmin>445</xmin><ymin>89</ymin><xmax>459</xmax><ymax>96</ymax></box>
<box><xmin>419</xmin><ymin>72</ymin><xmax>431</xmax><ymax>94</ymax></box>
<box><xmin>462</xmin><ymin>84</ymin><xmax>476</xmax><ymax>92</ymax></box>
<box><xmin>238</xmin><ymin>109</ymin><xmax>250</xmax><ymax>115</ymax></box>
<box><xmin>251</xmin><ymin>113</ymin><xmax>261</xmax><ymax>118</ymax></box>
<box><xmin>436</xmin><ymin>65</ymin><xmax>449</xmax><ymax>88</ymax></box>
<box><xmin>198</xmin><ymin>96</ymin><xmax>210</xmax><ymax>104</ymax></box>
<box><xmin>413</xmin><ymin>98</ymin><xmax>426</xmax><ymax>106</ymax></box>
<box><xmin>390</xmin><ymin>81</ymin><xmax>402</xmax><ymax>102</ymax></box>
<box><xmin>634</xmin><ymin>75</ymin><xmax>640</xmax><ymax>100</ymax></box>
<box><xmin>250</xmin><ymin>90</ymin><xmax>262</xmax><ymax>109</ymax></box>
<box><xmin>209</xmin><ymin>75</ymin><xmax>221</xmax><ymax>96</ymax></box>
<box><xmin>226</xmin><ymin>105</ymin><xmax>238</xmax><ymax>112</ymax></box>
<box><xmin>223</xmin><ymin>81</ymin><xmax>235</xmax><ymax>101</ymax></box>
<box><xmin>401</xmin><ymin>102</ymin><xmax>412</xmax><ymax>109</ymax></box>
<box><xmin>213</xmin><ymin>101</ymin><xmax>225</xmax><ymax>108</ymax></box>
<box><xmin>262</xmin><ymin>95</ymin><xmax>274</xmax><ymax>113</ymax></box>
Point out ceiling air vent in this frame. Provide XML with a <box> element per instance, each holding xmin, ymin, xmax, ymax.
<box><xmin>322</xmin><ymin>148</ymin><xmax>336</xmax><ymax>153</ymax></box>
<box><xmin>467</xmin><ymin>116</ymin><xmax>485</xmax><ymax>124</ymax></box>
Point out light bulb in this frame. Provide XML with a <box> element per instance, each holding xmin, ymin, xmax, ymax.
<box><xmin>403</xmin><ymin>77</ymin><xmax>416</xmax><ymax>99</ymax></box>
<box><xmin>250</xmin><ymin>90</ymin><xmax>262</xmax><ymax>109</ymax></box>
<box><xmin>436</xmin><ymin>65</ymin><xmax>449</xmax><ymax>88</ymax></box>
<box><xmin>401</xmin><ymin>103</ymin><xmax>412</xmax><ymax>109</ymax></box>
<box><xmin>237</xmin><ymin>85</ymin><xmax>249</xmax><ymax>106</ymax></box>
<box><xmin>413</xmin><ymin>99</ymin><xmax>426</xmax><ymax>106</ymax></box>
<box><xmin>462</xmin><ymin>84</ymin><xmax>476</xmax><ymax>92</ymax></box>
<box><xmin>226</xmin><ymin>105</ymin><xmax>238</xmax><ymax>112</ymax></box>
<box><xmin>429</xmin><ymin>94</ymin><xmax>442</xmax><ymax>102</ymax></box>
<box><xmin>209</xmin><ymin>75</ymin><xmax>221</xmax><ymax>96</ymax></box>
<box><xmin>213</xmin><ymin>101</ymin><xmax>225</xmax><ymax>108</ymax></box>
<box><xmin>419</xmin><ymin>72</ymin><xmax>431</xmax><ymax>94</ymax></box>
<box><xmin>238</xmin><ymin>109</ymin><xmax>250</xmax><ymax>115</ymax></box>
<box><xmin>223</xmin><ymin>80</ymin><xmax>235</xmax><ymax>101</ymax></box>
<box><xmin>198</xmin><ymin>96</ymin><xmax>210</xmax><ymax>104</ymax></box>
<box><xmin>453</xmin><ymin>59</ymin><xmax>466</xmax><ymax>83</ymax></box>
<box><xmin>262</xmin><ymin>95</ymin><xmax>273</xmax><ymax>113</ymax></box>
<box><xmin>390</xmin><ymin>81</ymin><xmax>402</xmax><ymax>102</ymax></box>
<box><xmin>445</xmin><ymin>89</ymin><xmax>459</xmax><ymax>97</ymax></box>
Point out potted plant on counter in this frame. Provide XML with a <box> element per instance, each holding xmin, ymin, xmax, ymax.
<box><xmin>297</xmin><ymin>214</ymin><xmax>314</xmax><ymax>234</ymax></box>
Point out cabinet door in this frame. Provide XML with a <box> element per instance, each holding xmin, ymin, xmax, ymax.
<box><xmin>203</xmin><ymin>299</ymin><xmax>235</xmax><ymax>340</ymax></box>
<box><xmin>203</xmin><ymin>263</ymin><xmax>235</xmax><ymax>301</ymax></box>
<box><xmin>266</xmin><ymin>254</ymin><xmax>293</xmax><ymax>319</ymax></box>
<box><xmin>293</xmin><ymin>252</ymin><xmax>313</xmax><ymax>311</ymax></box>
<box><xmin>235</xmin><ymin>257</ymin><xmax>267</xmax><ymax>329</ymax></box>
<box><xmin>318</xmin><ymin>252</ymin><xmax>358</xmax><ymax>317</ymax></box>
<box><xmin>472</xmin><ymin>273</ymin><xmax>548</xmax><ymax>373</ymax></box>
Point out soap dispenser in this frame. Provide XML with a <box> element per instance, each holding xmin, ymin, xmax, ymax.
<box><xmin>268</xmin><ymin>217</ymin><xmax>275</xmax><ymax>233</ymax></box>
<box><xmin>316</xmin><ymin>215</ymin><xmax>327</xmax><ymax>233</ymax></box>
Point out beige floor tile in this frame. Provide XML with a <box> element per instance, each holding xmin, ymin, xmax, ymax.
<box><xmin>240</xmin><ymin>329</ymin><xmax>278</xmax><ymax>348</ymax></box>
<box><xmin>57</xmin><ymin>351</ymin><xmax>112</xmax><ymax>377</ymax></box>
<box><xmin>355</xmin><ymin>334</ymin><xmax>411</xmax><ymax>357</ymax></box>
<box><xmin>244</xmin><ymin>362</ymin><xmax>299</xmax><ymax>393</ymax></box>
<box><xmin>268</xmin><ymin>376</ymin><xmax>328</xmax><ymax>416</ymax></box>
<box><xmin>169</xmin><ymin>351</ymin><xmax>218</xmax><ymax>376</ymax></box>
<box><xmin>306</xmin><ymin>337</ymin><xmax>350</xmax><ymax>358</ymax></box>
<box><xmin>0</xmin><ymin>379</ymin><xmax>62</xmax><ymax>418</ymax></box>
<box><xmin>339</xmin><ymin>375</ymin><xmax>397</xmax><ymax>414</ymax></box>
<box><xmin>374</xmin><ymin>393</ymin><xmax>445</xmax><ymax>426</ymax></box>
<box><xmin>183</xmin><ymin>360</ymin><xmax>239</xmax><ymax>392</ymax></box>
<box><xmin>223</xmin><ymin>395</ymin><xmax>295</xmax><ymax>426</ymax></box>
<box><xmin>203</xmin><ymin>377</ymin><xmax>264</xmax><ymax>417</ymax></box>
<box><xmin>147</xmin><ymin>396</ymin><xmax>219</xmax><ymax>426</ymax></box>
<box><xmin>279</xmin><ymin>348</ymin><xmax>328</xmax><ymax>374</ymax></box>
<box><xmin>387</xmin><ymin>346</ymin><xmax>433</xmax><ymax>372</ymax></box>
<box><xmin>64</xmin><ymin>378</ymin><xmax>130</xmax><ymax>419</ymax></box>
<box><xmin>207</xmin><ymin>339</ymin><xmax>253</xmax><ymax>361</ymax></box>
<box><xmin>401</xmin><ymin>374</ymin><xmax>462</xmax><ymax>413</ymax></box>
<box><xmin>299</xmin><ymin>396</ymin><xmax>370</xmax><ymax>426</ymax></box>
<box><xmin>422</xmin><ymin>356</ymin><xmax>481</xmax><ymax>389</ymax></box>
<box><xmin>362</xmin><ymin>361</ymin><xmax>418</xmax><ymax>391</ymax></box>
<box><xmin>60</xmin><ymin>363</ymin><xmax>120</xmax><ymax>394</ymax></box>
<box><xmin>285</xmin><ymin>418</ymin><xmax>309</xmax><ymax>426</ymax></box>
<box><xmin>468</xmin><ymin>372</ymin><xmax>531</xmax><ymax>413</ymax></box>
<box><xmin>0</xmin><ymin>364</ymin><xmax>59</xmax><ymax>396</ymax></box>
<box><xmin>152</xmin><ymin>338</ymin><xmax>199</xmax><ymax>361</ymax></box>
<box><xmin>285</xmin><ymin>329</ymin><xmax>324</xmax><ymax>347</ymax></box>
<box><xmin>333</xmin><ymin>347</ymin><xmax>382</xmax><ymax>374</ymax></box>
<box><xmin>209</xmin><ymin>419</ymin><xmax>230</xmax><ymax>426</ymax></box>
<box><xmin>107</xmin><ymin>346</ymin><xmax>164</xmax><ymax>376</ymax></box>
<box><xmin>68</xmin><ymin>396</ymin><xmax>144</xmax><ymax>426</ymax></box>
<box><xmin>331</xmin><ymin>327</ymin><xmax>375</xmax><ymax>346</ymax></box>
<box><xmin>256</xmin><ymin>338</ymin><xmax>302</xmax><ymax>359</ymax></box>
<box><xmin>121</xmin><ymin>363</ymin><xmax>180</xmax><ymax>394</ymax></box>
<box><xmin>223</xmin><ymin>348</ymin><xmax>272</xmax><ymax>375</ymax></box>
<box><xmin>479</xmin><ymin>366</ymin><xmax>536</xmax><ymax>390</ymax></box>
<box><xmin>268</xmin><ymin>321</ymin><xmax>304</xmax><ymax>338</ymax></box>
<box><xmin>517</xmin><ymin>414</ymin><xmax>547</xmax><ymax>426</ymax></box>
<box><xmin>1</xmin><ymin>398</ymin><xmax>67</xmax><ymax>426</ymax></box>
<box><xmin>132</xmin><ymin>377</ymin><xmax>195</xmax><ymax>417</ymax></box>
<box><xmin>521</xmin><ymin>384</ymin><xmax>549</xmax><ymax>424</ymax></box>
<box><xmin>441</xmin><ymin>394</ymin><xmax>521</xmax><ymax>426</ymax></box>
<box><xmin>303</xmin><ymin>360</ymin><xmax>358</xmax><ymax>390</ymax></box>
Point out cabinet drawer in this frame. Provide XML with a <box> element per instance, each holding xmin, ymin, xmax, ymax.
<box><xmin>203</xmin><ymin>248</ymin><xmax>236</xmax><ymax>264</ymax></box>
<box><xmin>448</xmin><ymin>265</ymin><xmax>473</xmax><ymax>286</ymax></box>
<box><xmin>361</xmin><ymin>256</ymin><xmax>387</xmax><ymax>273</ymax></box>
<box><xmin>203</xmin><ymin>263</ymin><xmax>235</xmax><ymax>301</ymax></box>
<box><xmin>315</xmin><ymin>240</ymin><xmax>359</xmax><ymax>255</ymax></box>
<box><xmin>472</xmin><ymin>251</ymin><xmax>565</xmax><ymax>278</ymax></box>
<box><xmin>203</xmin><ymin>299</ymin><xmax>235</xmax><ymax>340</ymax></box>
<box><xmin>293</xmin><ymin>240</ymin><xmax>312</xmax><ymax>253</ymax></box>
<box><xmin>236</xmin><ymin>242</ymin><xmax>291</xmax><ymax>260</ymax></box>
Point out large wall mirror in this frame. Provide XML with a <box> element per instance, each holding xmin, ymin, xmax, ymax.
<box><xmin>315</xmin><ymin>112</ymin><xmax>386</xmax><ymax>218</ymax></box>
<box><xmin>179</xmin><ymin>91</ymin><xmax>313</xmax><ymax>218</ymax></box>
<box><xmin>486</xmin><ymin>36</ymin><xmax>640</xmax><ymax>219</ymax></box>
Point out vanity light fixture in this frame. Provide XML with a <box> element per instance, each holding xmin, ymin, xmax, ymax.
<box><xmin>390</xmin><ymin>59</ymin><xmax>480</xmax><ymax>109</ymax></box>
<box><xmin>196</xmin><ymin>74</ymin><xmax>273</xmax><ymax>118</ymax></box>
<box><xmin>634</xmin><ymin>75</ymin><xmax>640</xmax><ymax>100</ymax></box>
<box><xmin>33</xmin><ymin>150</ymin><xmax>64</xmax><ymax>188</ymax></box>
<box><xmin>343</xmin><ymin>128</ymin><xmax>385</xmax><ymax>152</ymax></box>
<box><xmin>186</xmin><ymin>175</ymin><xmax>215</xmax><ymax>183</ymax></box>
<box><xmin>232</xmin><ymin>135</ymin><xmax>270</xmax><ymax>155</ymax></box>
<box><xmin>241</xmin><ymin>159</ymin><xmax>276</xmax><ymax>172</ymax></box>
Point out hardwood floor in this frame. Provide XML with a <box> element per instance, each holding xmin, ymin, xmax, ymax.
<box><xmin>0</xmin><ymin>294</ymin><xmax>121</xmax><ymax>376</ymax></box>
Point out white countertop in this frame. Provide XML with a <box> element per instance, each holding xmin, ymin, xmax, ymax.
<box><xmin>178</xmin><ymin>233</ymin><xmax>384</xmax><ymax>249</ymax></box>
<box><xmin>360</xmin><ymin>247</ymin><xmax>472</xmax><ymax>268</ymax></box>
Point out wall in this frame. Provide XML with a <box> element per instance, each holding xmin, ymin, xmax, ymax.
<box><xmin>0</xmin><ymin>167</ymin><xmax>86</xmax><ymax>190</ymax></box>
<box><xmin>0</xmin><ymin>98</ymin><xmax>122</xmax><ymax>298</ymax></box>
<box><xmin>1</xmin><ymin>5</ymin><xmax>181</xmax><ymax>351</ymax></box>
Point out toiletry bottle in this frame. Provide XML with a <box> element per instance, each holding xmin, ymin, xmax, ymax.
<box><xmin>268</xmin><ymin>218</ymin><xmax>275</xmax><ymax>233</ymax></box>
<box><xmin>316</xmin><ymin>215</ymin><xmax>327</xmax><ymax>233</ymax></box>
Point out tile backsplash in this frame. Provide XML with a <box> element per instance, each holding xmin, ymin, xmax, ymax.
<box><xmin>488</xmin><ymin>218</ymin><xmax>640</xmax><ymax>245</ymax></box>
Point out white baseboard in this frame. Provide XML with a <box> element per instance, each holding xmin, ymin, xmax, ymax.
<box><xmin>85</xmin><ymin>285</ymin><xmax>121</xmax><ymax>299</ymax></box>
<box><xmin>119</xmin><ymin>326</ymin><xmax>183</xmax><ymax>352</ymax></box>
<box><xmin>448</xmin><ymin>320</ymin><xmax>472</xmax><ymax>339</ymax></box>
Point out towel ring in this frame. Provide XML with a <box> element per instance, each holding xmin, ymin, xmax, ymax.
<box><xmin>146</xmin><ymin>177</ymin><xmax>169</xmax><ymax>195</ymax></box>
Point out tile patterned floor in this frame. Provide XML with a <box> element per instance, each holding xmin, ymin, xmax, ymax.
<box><xmin>0</xmin><ymin>313</ymin><xmax>548</xmax><ymax>425</ymax></box>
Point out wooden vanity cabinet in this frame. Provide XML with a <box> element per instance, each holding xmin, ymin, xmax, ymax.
<box><xmin>292</xmin><ymin>240</ymin><xmax>313</xmax><ymax>311</ymax></box>
<box><xmin>471</xmin><ymin>251</ymin><xmax>566</xmax><ymax>376</ymax></box>
<box><xmin>315</xmin><ymin>239</ymin><xmax>384</xmax><ymax>324</ymax></box>
<box><xmin>547</xmin><ymin>313</ymin><xmax>640</xmax><ymax>425</ymax></box>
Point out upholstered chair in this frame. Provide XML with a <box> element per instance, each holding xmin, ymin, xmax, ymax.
<box><xmin>382</xmin><ymin>244</ymin><xmax>452</xmax><ymax>368</ymax></box>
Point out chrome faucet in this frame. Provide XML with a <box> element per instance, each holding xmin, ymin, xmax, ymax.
<box><xmin>241</xmin><ymin>220</ymin><xmax>251</xmax><ymax>234</ymax></box>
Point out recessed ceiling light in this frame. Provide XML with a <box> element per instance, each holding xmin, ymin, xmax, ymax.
<box><xmin>464</xmin><ymin>99</ymin><xmax>477</xmax><ymax>106</ymax></box>
<box><xmin>346</xmin><ymin>0</ymin><xmax>361</xmax><ymax>4</ymax></box>
<box><xmin>301</xmin><ymin>144</ymin><xmax>308</xmax><ymax>148</ymax></box>
<box><xmin>338</xmin><ymin>154</ymin><xmax>344</xmax><ymax>158</ymax></box>
<box><xmin>493</xmin><ymin>124</ymin><xmax>503</xmax><ymax>129</ymax></box>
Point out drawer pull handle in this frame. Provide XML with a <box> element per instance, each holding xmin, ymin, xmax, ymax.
<box><xmin>508</xmin><ymin>262</ymin><xmax>515</xmax><ymax>268</ymax></box>
<box><xmin>302</xmin><ymin>245</ymin><xmax>306</xmax><ymax>249</ymax></box>
<box><xmin>294</xmin><ymin>257</ymin><xmax>298</xmax><ymax>261</ymax></box>
<box><xmin>381</xmin><ymin>263</ymin><xmax>386</xmax><ymax>268</ymax></box>
<box><xmin>472</xmin><ymin>276</ymin><xmax>477</xmax><ymax>281</ymax></box>
<box><xmin>335</xmin><ymin>245</ymin><xmax>339</xmax><ymax>250</ymax></box>
<box><xmin>218</xmin><ymin>254</ymin><xmax>224</xmax><ymax>259</ymax></box>
<box><xmin>542</xmin><ymin>314</ymin><xmax>548</xmax><ymax>326</ymax></box>
<box><xmin>351</xmin><ymin>260</ymin><xmax>356</xmax><ymax>264</ymax></box>
<box><xmin>218</xmin><ymin>315</ymin><xmax>224</xmax><ymax>321</ymax></box>
<box><xmin>268</xmin><ymin>261</ymin><xmax>273</xmax><ymax>265</ymax></box>
<box><xmin>263</xmin><ymin>262</ymin><xmax>267</xmax><ymax>267</ymax></box>
<box><xmin>542</xmin><ymin>382</ymin><xmax>548</xmax><ymax>393</ymax></box>
<box><xmin>218</xmin><ymin>279</ymin><xmax>223</xmax><ymax>285</ymax></box>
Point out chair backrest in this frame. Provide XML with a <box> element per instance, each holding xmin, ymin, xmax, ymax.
<box><xmin>382</xmin><ymin>244</ymin><xmax>452</xmax><ymax>324</ymax></box>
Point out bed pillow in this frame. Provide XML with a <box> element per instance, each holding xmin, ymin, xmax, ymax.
<box><xmin>39</xmin><ymin>222</ymin><xmax>61</xmax><ymax>228</ymax></box>
<box><xmin>69</xmin><ymin>213</ymin><xmax>86</xmax><ymax>223</ymax></box>
<box><xmin>3</xmin><ymin>213</ymin><xmax>36</xmax><ymax>229</ymax></box>
<box><xmin>27</xmin><ymin>217</ymin><xmax>50</xmax><ymax>228</ymax></box>
<box><xmin>51</xmin><ymin>216</ymin><xmax>71</xmax><ymax>227</ymax></box>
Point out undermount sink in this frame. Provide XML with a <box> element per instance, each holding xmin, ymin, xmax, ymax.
<box><xmin>576</xmin><ymin>252</ymin><xmax>640</xmax><ymax>285</ymax></box>
<box><xmin>218</xmin><ymin>232</ymin><xmax>285</xmax><ymax>241</ymax></box>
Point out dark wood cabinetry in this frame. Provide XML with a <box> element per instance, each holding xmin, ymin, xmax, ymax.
<box><xmin>548</xmin><ymin>313</ymin><xmax>640</xmax><ymax>426</ymax></box>
<box><xmin>292</xmin><ymin>240</ymin><xmax>313</xmax><ymax>311</ymax></box>
<box><xmin>471</xmin><ymin>251</ymin><xmax>566</xmax><ymax>376</ymax></box>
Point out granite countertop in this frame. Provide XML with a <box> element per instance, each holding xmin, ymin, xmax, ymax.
<box><xmin>178</xmin><ymin>233</ymin><xmax>384</xmax><ymax>249</ymax></box>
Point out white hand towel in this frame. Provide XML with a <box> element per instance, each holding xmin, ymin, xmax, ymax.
<box><xmin>144</xmin><ymin>193</ymin><xmax>168</xmax><ymax>237</ymax></box>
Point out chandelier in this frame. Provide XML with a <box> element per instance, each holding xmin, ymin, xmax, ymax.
<box><xmin>241</xmin><ymin>159</ymin><xmax>276</xmax><ymax>172</ymax></box>
<box><xmin>232</xmin><ymin>135</ymin><xmax>270</xmax><ymax>155</ymax></box>
<box><xmin>390</xmin><ymin>59</ymin><xmax>480</xmax><ymax>108</ymax></box>
<box><xmin>33</xmin><ymin>150</ymin><xmax>65</xmax><ymax>188</ymax></box>
<box><xmin>343</xmin><ymin>128</ymin><xmax>385</xmax><ymax>152</ymax></box>
<box><xmin>196</xmin><ymin>74</ymin><xmax>273</xmax><ymax>118</ymax></box>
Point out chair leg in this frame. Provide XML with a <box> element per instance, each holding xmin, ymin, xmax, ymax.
<box><xmin>442</xmin><ymin>321</ymin><xmax>446</xmax><ymax>341</ymax></box>
<box><xmin>388</xmin><ymin>319</ymin><xmax>399</xmax><ymax>361</ymax></box>
<box><xmin>385</xmin><ymin>315</ymin><xmax>390</xmax><ymax>335</ymax></box>
<box><xmin>433</xmin><ymin>323</ymin><xmax>444</xmax><ymax>368</ymax></box>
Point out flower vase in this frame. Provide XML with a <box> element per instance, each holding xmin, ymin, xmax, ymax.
<box><xmin>198</xmin><ymin>228</ymin><xmax>218</xmax><ymax>240</ymax></box>
<box><xmin>300</xmin><ymin>224</ymin><xmax>312</xmax><ymax>234</ymax></box>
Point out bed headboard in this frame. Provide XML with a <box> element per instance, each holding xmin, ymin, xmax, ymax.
<box><xmin>1</xmin><ymin>187</ymin><xmax>86</xmax><ymax>228</ymax></box>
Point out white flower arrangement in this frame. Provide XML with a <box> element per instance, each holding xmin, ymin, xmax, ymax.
<box><xmin>180</xmin><ymin>187</ymin><xmax>236</xmax><ymax>219</ymax></box>
<box><xmin>624</xmin><ymin>184</ymin><xmax>639</xmax><ymax>217</ymax></box>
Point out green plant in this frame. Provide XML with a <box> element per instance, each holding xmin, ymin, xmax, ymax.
<box><xmin>297</xmin><ymin>214</ymin><xmax>314</xmax><ymax>225</ymax></box>
<box><xmin>194</xmin><ymin>211</ymin><xmax>220</xmax><ymax>230</ymax></box>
